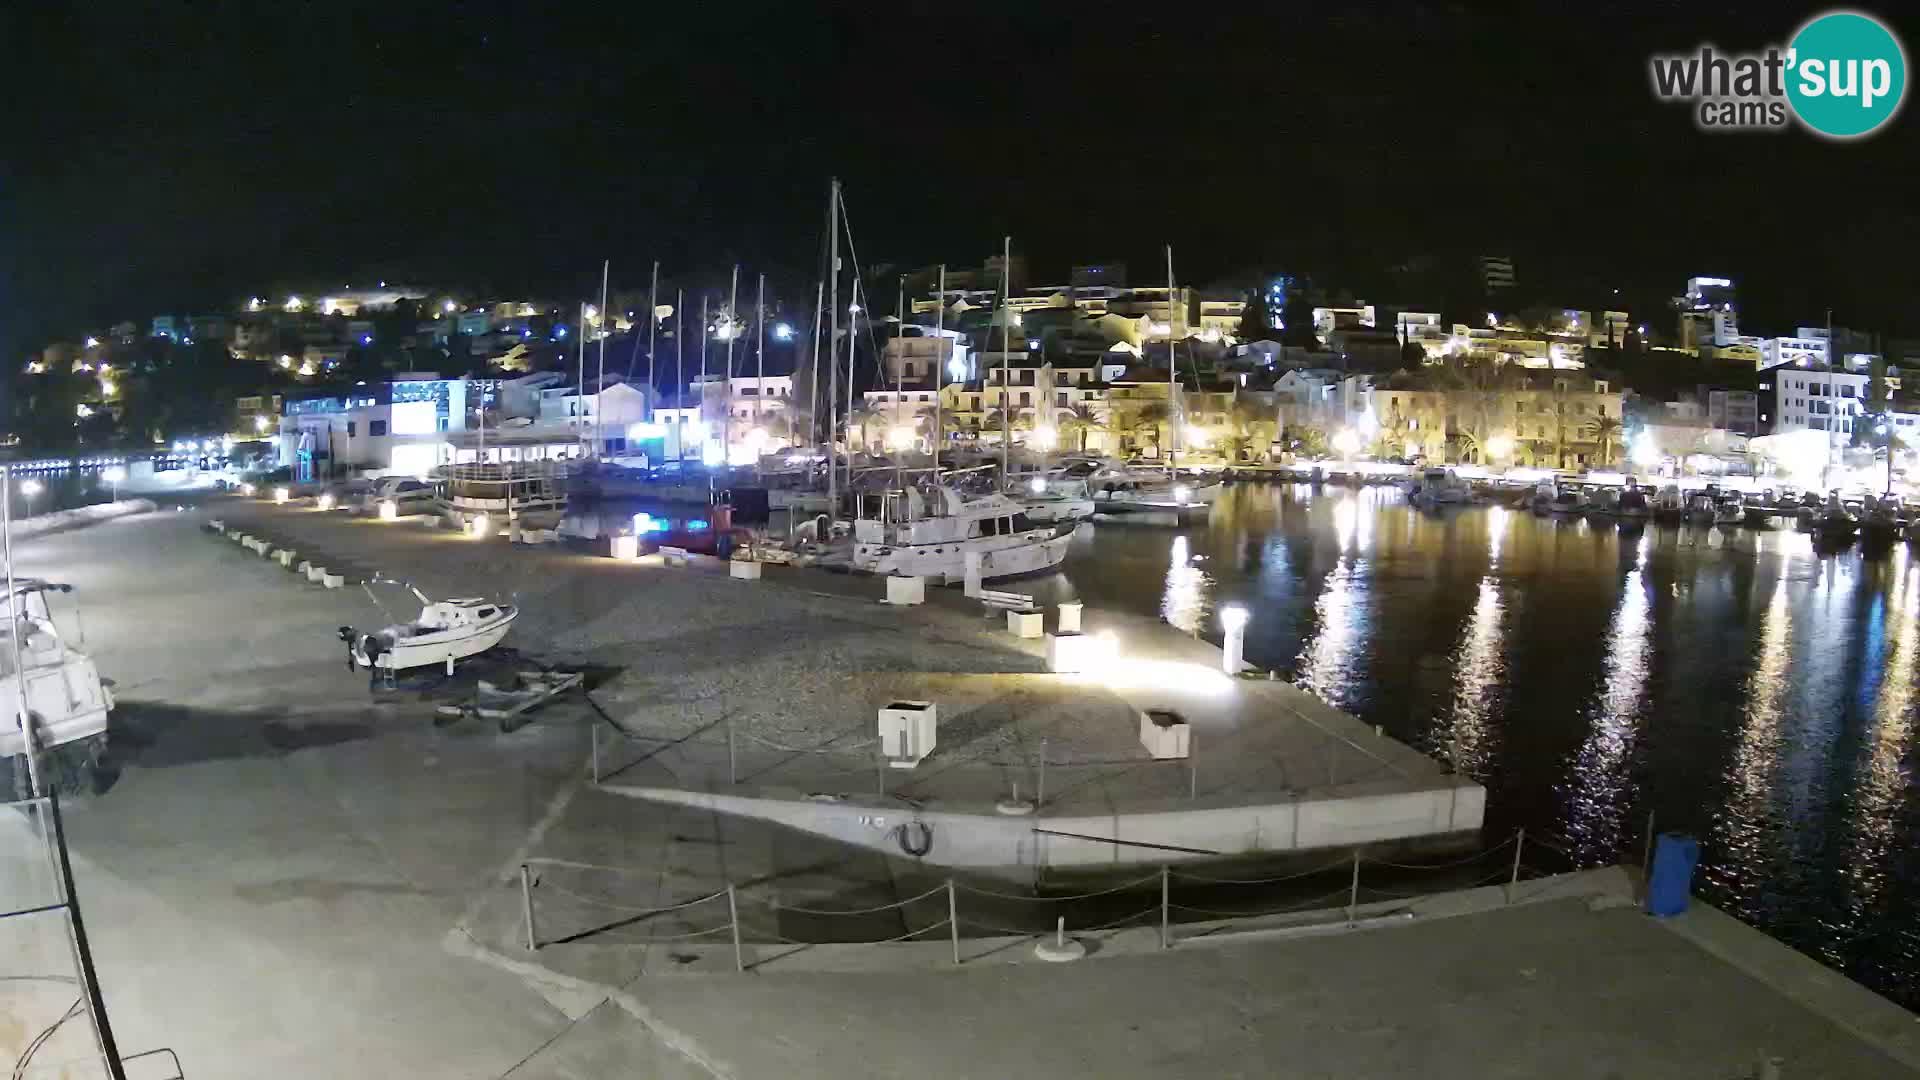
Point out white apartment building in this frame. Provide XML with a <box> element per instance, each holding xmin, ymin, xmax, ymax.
<box><xmin>1761</xmin><ymin>363</ymin><xmax>1868</xmax><ymax>448</ymax></box>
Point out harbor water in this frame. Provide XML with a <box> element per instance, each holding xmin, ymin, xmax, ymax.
<box><xmin>1023</xmin><ymin>481</ymin><xmax>1920</xmax><ymax>1008</ymax></box>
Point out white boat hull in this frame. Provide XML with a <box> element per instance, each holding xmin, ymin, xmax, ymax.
<box><xmin>352</xmin><ymin>611</ymin><xmax>517</xmax><ymax>671</ymax></box>
<box><xmin>1018</xmin><ymin>497</ymin><xmax>1096</xmax><ymax>525</ymax></box>
<box><xmin>853</xmin><ymin>529</ymin><xmax>1074</xmax><ymax>583</ymax></box>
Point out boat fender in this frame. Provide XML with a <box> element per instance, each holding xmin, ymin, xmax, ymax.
<box><xmin>895</xmin><ymin>820</ymin><xmax>933</xmax><ymax>857</ymax></box>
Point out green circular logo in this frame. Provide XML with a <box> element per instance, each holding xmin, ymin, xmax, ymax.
<box><xmin>1787</xmin><ymin>11</ymin><xmax>1907</xmax><ymax>138</ymax></box>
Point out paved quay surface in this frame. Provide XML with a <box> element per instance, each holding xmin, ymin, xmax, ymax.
<box><xmin>1</xmin><ymin>497</ymin><xmax>1913</xmax><ymax>1078</ymax></box>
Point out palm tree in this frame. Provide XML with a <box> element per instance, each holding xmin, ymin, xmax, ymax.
<box><xmin>1585</xmin><ymin>414</ymin><xmax>1623</xmax><ymax>467</ymax></box>
<box><xmin>1117</xmin><ymin>402</ymin><xmax>1170</xmax><ymax>455</ymax></box>
<box><xmin>1222</xmin><ymin>400</ymin><xmax>1275</xmax><ymax>463</ymax></box>
<box><xmin>1059</xmin><ymin>403</ymin><xmax>1106</xmax><ymax>452</ymax></box>
<box><xmin>847</xmin><ymin>401</ymin><xmax>884</xmax><ymax>452</ymax></box>
<box><xmin>769</xmin><ymin>391</ymin><xmax>809</xmax><ymax>444</ymax></box>
<box><xmin>981</xmin><ymin>409</ymin><xmax>1032</xmax><ymax>447</ymax></box>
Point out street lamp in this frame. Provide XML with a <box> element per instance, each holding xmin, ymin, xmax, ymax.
<box><xmin>19</xmin><ymin>478</ymin><xmax>42</xmax><ymax>518</ymax></box>
<box><xmin>103</xmin><ymin>466</ymin><xmax>125</xmax><ymax>503</ymax></box>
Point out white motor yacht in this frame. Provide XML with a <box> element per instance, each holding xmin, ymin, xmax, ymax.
<box><xmin>852</xmin><ymin>486</ymin><xmax>1075</xmax><ymax>582</ymax></box>
<box><xmin>340</xmin><ymin>586</ymin><xmax>518</xmax><ymax>675</ymax></box>
<box><xmin>1013</xmin><ymin>474</ymin><xmax>1096</xmax><ymax>525</ymax></box>
<box><xmin>0</xmin><ymin>580</ymin><xmax>113</xmax><ymax>795</ymax></box>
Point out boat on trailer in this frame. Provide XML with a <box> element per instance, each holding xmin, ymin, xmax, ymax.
<box><xmin>339</xmin><ymin>583</ymin><xmax>517</xmax><ymax>676</ymax></box>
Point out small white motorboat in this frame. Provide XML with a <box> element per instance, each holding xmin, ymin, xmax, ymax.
<box><xmin>1584</xmin><ymin>487</ymin><xmax>1621</xmax><ymax>517</ymax></box>
<box><xmin>1617</xmin><ymin>482</ymin><xmax>1652</xmax><ymax>520</ymax></box>
<box><xmin>1684</xmin><ymin>492</ymin><xmax>1717</xmax><ymax>524</ymax></box>
<box><xmin>1546</xmin><ymin>488</ymin><xmax>1586</xmax><ymax>515</ymax></box>
<box><xmin>1084</xmin><ymin>464</ymin><xmax>1222</xmax><ymax>514</ymax></box>
<box><xmin>340</xmin><ymin>587</ymin><xmax>517</xmax><ymax>675</ymax></box>
<box><xmin>1713</xmin><ymin>492</ymin><xmax>1746</xmax><ymax>527</ymax></box>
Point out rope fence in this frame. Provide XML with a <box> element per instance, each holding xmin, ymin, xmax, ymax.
<box><xmin>517</xmin><ymin>822</ymin><xmax>1621</xmax><ymax>971</ymax></box>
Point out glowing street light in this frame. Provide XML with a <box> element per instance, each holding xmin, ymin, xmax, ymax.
<box><xmin>1486</xmin><ymin>434</ymin><xmax>1514</xmax><ymax>460</ymax></box>
<box><xmin>19</xmin><ymin>478</ymin><xmax>41</xmax><ymax>517</ymax></box>
<box><xmin>773</xmin><ymin>322</ymin><xmax>794</xmax><ymax>341</ymax></box>
<box><xmin>1030</xmin><ymin>425</ymin><xmax>1059</xmax><ymax>451</ymax></box>
<box><xmin>254</xmin><ymin>415</ymin><xmax>271</xmax><ymax>434</ymax></box>
<box><xmin>103</xmin><ymin>466</ymin><xmax>125</xmax><ymax>503</ymax></box>
<box><xmin>1331</xmin><ymin>428</ymin><xmax>1361</xmax><ymax>457</ymax></box>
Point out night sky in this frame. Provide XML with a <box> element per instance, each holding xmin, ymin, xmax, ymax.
<box><xmin>6</xmin><ymin>2</ymin><xmax>1917</xmax><ymax>355</ymax></box>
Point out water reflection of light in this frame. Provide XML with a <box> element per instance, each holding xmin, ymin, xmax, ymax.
<box><xmin>1329</xmin><ymin>489</ymin><xmax>1379</xmax><ymax>554</ymax></box>
<box><xmin>1564</xmin><ymin>532</ymin><xmax>1653</xmax><ymax>861</ymax></box>
<box><xmin>1709</xmin><ymin>572</ymin><xmax>1794</xmax><ymax>910</ymax></box>
<box><xmin>1842</xmin><ymin>566</ymin><xmax>1920</xmax><ymax>918</ymax></box>
<box><xmin>1296</xmin><ymin>557</ymin><xmax>1367</xmax><ymax>710</ymax></box>
<box><xmin>1159</xmin><ymin>534</ymin><xmax>1211</xmax><ymax>633</ymax></box>
<box><xmin>1486</xmin><ymin>505</ymin><xmax>1509</xmax><ymax>562</ymax></box>
<box><xmin>1437</xmin><ymin>576</ymin><xmax>1504</xmax><ymax>778</ymax></box>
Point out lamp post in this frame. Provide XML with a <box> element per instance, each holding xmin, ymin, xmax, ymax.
<box><xmin>103</xmin><ymin>466</ymin><xmax>125</xmax><ymax>503</ymax></box>
<box><xmin>1877</xmin><ymin>421</ymin><xmax>1893</xmax><ymax>496</ymax></box>
<box><xmin>20</xmin><ymin>478</ymin><xmax>42</xmax><ymax>519</ymax></box>
<box><xmin>1220</xmin><ymin>604</ymin><xmax>1250</xmax><ymax>675</ymax></box>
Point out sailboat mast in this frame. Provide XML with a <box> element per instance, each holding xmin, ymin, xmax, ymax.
<box><xmin>934</xmin><ymin>264</ymin><xmax>945</xmax><ymax>480</ymax></box>
<box><xmin>646</xmin><ymin>261</ymin><xmax>659</xmax><ymax>421</ymax></box>
<box><xmin>1000</xmin><ymin>235</ymin><xmax>1011</xmax><ymax>483</ymax></box>
<box><xmin>595</xmin><ymin>259</ymin><xmax>609</xmax><ymax>458</ymax></box>
<box><xmin>1166</xmin><ymin>243</ymin><xmax>1178</xmax><ymax>470</ymax></box>
<box><xmin>575</xmin><ymin>301</ymin><xmax>588</xmax><ymax>457</ymax></box>
<box><xmin>676</xmin><ymin>288</ymin><xmax>685</xmax><ymax>459</ymax></box>
<box><xmin>895</xmin><ymin>276</ymin><xmax>905</xmax><ymax>482</ymax></box>
<box><xmin>808</xmin><ymin>279</ymin><xmax>823</xmax><ymax>449</ymax></box>
<box><xmin>724</xmin><ymin>264</ymin><xmax>739</xmax><ymax>465</ymax></box>
<box><xmin>699</xmin><ymin>293</ymin><xmax>710</xmax><ymax>458</ymax></box>
<box><xmin>756</xmin><ymin>272</ymin><xmax>766</xmax><ymax>441</ymax></box>
<box><xmin>827</xmin><ymin>177</ymin><xmax>841</xmax><ymax>521</ymax></box>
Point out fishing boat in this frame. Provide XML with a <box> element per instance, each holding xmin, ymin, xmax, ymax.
<box><xmin>1808</xmin><ymin>492</ymin><xmax>1860</xmax><ymax>541</ymax></box>
<box><xmin>1545</xmin><ymin>487</ymin><xmax>1586</xmax><ymax>515</ymax></box>
<box><xmin>851</xmin><ymin>486</ymin><xmax>1074</xmax><ymax>582</ymax></box>
<box><xmin>1860</xmin><ymin>494</ymin><xmax>1902</xmax><ymax>542</ymax></box>
<box><xmin>1082</xmin><ymin>463</ymin><xmax>1222</xmax><ymax>514</ymax></box>
<box><xmin>1652</xmin><ymin>484</ymin><xmax>1686</xmax><ymax>522</ymax></box>
<box><xmin>339</xmin><ymin>585</ymin><xmax>518</xmax><ymax>676</ymax></box>
<box><xmin>1713</xmin><ymin>492</ymin><xmax>1746</xmax><ymax>526</ymax></box>
<box><xmin>1684</xmin><ymin>492</ymin><xmax>1717</xmax><ymax>524</ymax></box>
<box><xmin>1408</xmin><ymin>467</ymin><xmax>1474</xmax><ymax>507</ymax></box>
<box><xmin>1617</xmin><ymin>482</ymin><xmax>1652</xmax><ymax>520</ymax></box>
<box><xmin>1526</xmin><ymin>481</ymin><xmax>1557</xmax><ymax>513</ymax></box>
<box><xmin>1584</xmin><ymin>486</ymin><xmax>1621</xmax><ymax>517</ymax></box>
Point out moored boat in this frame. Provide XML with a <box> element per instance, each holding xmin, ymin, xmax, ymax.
<box><xmin>852</xmin><ymin>486</ymin><xmax>1075</xmax><ymax>582</ymax></box>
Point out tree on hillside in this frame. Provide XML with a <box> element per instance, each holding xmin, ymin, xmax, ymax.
<box><xmin>1235</xmin><ymin>289</ymin><xmax>1275</xmax><ymax>342</ymax></box>
<box><xmin>1279</xmin><ymin>296</ymin><xmax>1318</xmax><ymax>350</ymax></box>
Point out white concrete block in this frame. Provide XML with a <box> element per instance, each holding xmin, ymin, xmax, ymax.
<box><xmin>1006</xmin><ymin>609</ymin><xmax>1043</xmax><ymax>639</ymax></box>
<box><xmin>610</xmin><ymin>534</ymin><xmax>639</xmax><ymax>560</ymax></box>
<box><xmin>1138</xmin><ymin>709</ymin><xmax>1191</xmax><ymax>760</ymax></box>
<box><xmin>273</xmin><ymin>549</ymin><xmax>295</xmax><ymax>567</ymax></box>
<box><xmin>879</xmin><ymin>700</ymin><xmax>936</xmax><ymax>768</ymax></box>
<box><xmin>297</xmin><ymin>560</ymin><xmax>312</xmax><ymax>575</ymax></box>
<box><xmin>1045</xmin><ymin>632</ymin><xmax>1112</xmax><ymax>673</ymax></box>
<box><xmin>660</xmin><ymin>545</ymin><xmax>690</xmax><ymax>567</ymax></box>
<box><xmin>306</xmin><ymin>565</ymin><xmax>326</xmax><ymax>583</ymax></box>
<box><xmin>885</xmin><ymin>575</ymin><xmax>925</xmax><ymax>605</ymax></box>
<box><xmin>255</xmin><ymin>541</ymin><xmax>273</xmax><ymax>557</ymax></box>
<box><xmin>321</xmin><ymin>573</ymin><xmax>344</xmax><ymax>589</ymax></box>
<box><xmin>728</xmin><ymin>559</ymin><xmax>762</xmax><ymax>580</ymax></box>
<box><xmin>1058</xmin><ymin>601</ymin><xmax>1083</xmax><ymax>633</ymax></box>
<box><xmin>208</xmin><ymin>519</ymin><xmax>224</xmax><ymax>532</ymax></box>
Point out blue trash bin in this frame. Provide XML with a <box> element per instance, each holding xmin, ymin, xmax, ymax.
<box><xmin>1646</xmin><ymin>833</ymin><xmax>1699</xmax><ymax>917</ymax></box>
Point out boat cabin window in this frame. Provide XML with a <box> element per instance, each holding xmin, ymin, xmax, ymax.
<box><xmin>1009</xmin><ymin>513</ymin><xmax>1034</xmax><ymax>532</ymax></box>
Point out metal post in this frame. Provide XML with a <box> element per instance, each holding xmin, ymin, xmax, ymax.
<box><xmin>875</xmin><ymin>744</ymin><xmax>885</xmax><ymax>797</ymax></box>
<box><xmin>1347</xmin><ymin>848</ymin><xmax>1360</xmax><ymax>926</ymax></box>
<box><xmin>727</xmin><ymin>714</ymin><xmax>737</xmax><ymax>785</ymax></box>
<box><xmin>1642</xmin><ymin>811</ymin><xmax>1656</xmax><ymax>877</ymax></box>
<box><xmin>521</xmin><ymin>864</ymin><xmax>537</xmax><ymax>951</ymax></box>
<box><xmin>1508</xmin><ymin>827</ymin><xmax>1525</xmax><ymax>904</ymax></box>
<box><xmin>4</xmin><ymin>473</ymin><xmax>41</xmax><ymax>798</ymax></box>
<box><xmin>727</xmin><ymin>884</ymin><xmax>744</xmax><ymax>973</ymax></box>
<box><xmin>1160</xmin><ymin>865</ymin><xmax>1170</xmax><ymax>950</ymax></box>
<box><xmin>948</xmin><ymin>879</ymin><xmax>960</xmax><ymax>965</ymax></box>
<box><xmin>49</xmin><ymin>795</ymin><xmax>126</xmax><ymax>1080</ymax></box>
<box><xmin>1036</xmin><ymin>736</ymin><xmax>1047</xmax><ymax>810</ymax></box>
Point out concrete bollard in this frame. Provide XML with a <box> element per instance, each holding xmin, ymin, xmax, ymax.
<box><xmin>208</xmin><ymin>518</ymin><xmax>225</xmax><ymax>532</ymax></box>
<box><xmin>885</xmin><ymin>575</ymin><xmax>926</xmax><ymax>606</ymax></box>
<box><xmin>610</xmin><ymin>535</ymin><xmax>639</xmax><ymax>560</ymax></box>
<box><xmin>306</xmin><ymin>565</ymin><xmax>326</xmax><ymax>583</ymax></box>
<box><xmin>728</xmin><ymin>560</ymin><xmax>762</xmax><ymax>581</ymax></box>
<box><xmin>660</xmin><ymin>545</ymin><xmax>690</xmax><ymax>568</ymax></box>
<box><xmin>963</xmin><ymin>551</ymin><xmax>984</xmax><ymax>598</ymax></box>
<box><xmin>297</xmin><ymin>560</ymin><xmax>312</xmax><ymax>575</ymax></box>
<box><xmin>256</xmin><ymin>541</ymin><xmax>274</xmax><ymax>557</ymax></box>
<box><xmin>1058</xmin><ymin>601</ymin><xmax>1083</xmax><ymax>633</ymax></box>
<box><xmin>321</xmin><ymin>572</ymin><xmax>345</xmax><ymax>589</ymax></box>
<box><xmin>1219</xmin><ymin>605</ymin><xmax>1249</xmax><ymax>675</ymax></box>
<box><xmin>274</xmin><ymin>549</ymin><xmax>296</xmax><ymax>568</ymax></box>
<box><xmin>1007</xmin><ymin>609</ymin><xmax>1043</xmax><ymax>639</ymax></box>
